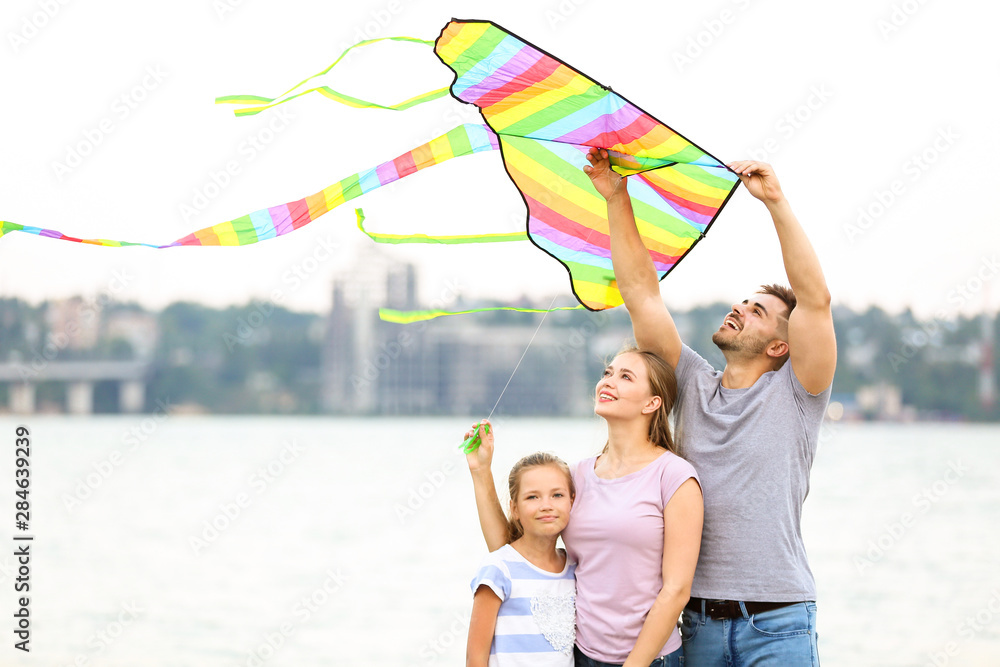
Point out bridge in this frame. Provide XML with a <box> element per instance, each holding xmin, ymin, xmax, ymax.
<box><xmin>0</xmin><ymin>360</ymin><xmax>152</xmax><ymax>414</ymax></box>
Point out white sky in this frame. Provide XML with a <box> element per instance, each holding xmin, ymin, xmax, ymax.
<box><xmin>1</xmin><ymin>0</ymin><xmax>998</xmax><ymax>319</ymax></box>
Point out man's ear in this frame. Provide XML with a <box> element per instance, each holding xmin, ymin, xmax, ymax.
<box><xmin>767</xmin><ymin>339</ymin><xmax>789</xmax><ymax>359</ymax></box>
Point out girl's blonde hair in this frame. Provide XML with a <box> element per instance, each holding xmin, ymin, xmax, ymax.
<box><xmin>506</xmin><ymin>452</ymin><xmax>575</xmax><ymax>544</ymax></box>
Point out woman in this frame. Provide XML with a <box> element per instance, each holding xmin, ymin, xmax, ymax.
<box><xmin>465</xmin><ymin>346</ymin><xmax>704</xmax><ymax>667</ymax></box>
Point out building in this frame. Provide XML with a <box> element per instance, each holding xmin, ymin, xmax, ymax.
<box><xmin>321</xmin><ymin>249</ymin><xmax>592</xmax><ymax>416</ymax></box>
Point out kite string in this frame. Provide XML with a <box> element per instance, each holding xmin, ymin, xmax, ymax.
<box><xmin>484</xmin><ymin>156</ymin><xmax>625</xmax><ymax>420</ymax></box>
<box><xmin>484</xmin><ymin>293</ymin><xmax>561</xmax><ymax>422</ymax></box>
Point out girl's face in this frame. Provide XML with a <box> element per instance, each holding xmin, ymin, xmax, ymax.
<box><xmin>510</xmin><ymin>465</ymin><xmax>573</xmax><ymax>539</ymax></box>
<box><xmin>594</xmin><ymin>351</ymin><xmax>660</xmax><ymax>419</ymax></box>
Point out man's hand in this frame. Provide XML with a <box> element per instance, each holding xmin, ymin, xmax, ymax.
<box><xmin>584</xmin><ymin>147</ymin><xmax>627</xmax><ymax>201</ymax></box>
<box><xmin>727</xmin><ymin>160</ymin><xmax>785</xmax><ymax>206</ymax></box>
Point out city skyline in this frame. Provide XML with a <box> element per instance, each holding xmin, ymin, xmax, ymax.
<box><xmin>2</xmin><ymin>263</ymin><xmax>995</xmax><ymax>419</ymax></box>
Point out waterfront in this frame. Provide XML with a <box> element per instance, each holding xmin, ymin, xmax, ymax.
<box><xmin>1</xmin><ymin>417</ymin><xmax>997</xmax><ymax>666</ymax></box>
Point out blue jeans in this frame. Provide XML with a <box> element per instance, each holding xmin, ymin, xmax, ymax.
<box><xmin>574</xmin><ymin>644</ymin><xmax>683</xmax><ymax>667</ymax></box>
<box><xmin>681</xmin><ymin>601</ymin><xmax>819</xmax><ymax>666</ymax></box>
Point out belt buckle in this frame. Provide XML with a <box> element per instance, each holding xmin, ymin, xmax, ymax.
<box><xmin>707</xmin><ymin>599</ymin><xmax>737</xmax><ymax>620</ymax></box>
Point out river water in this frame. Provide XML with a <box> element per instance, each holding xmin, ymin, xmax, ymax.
<box><xmin>0</xmin><ymin>417</ymin><xmax>997</xmax><ymax>666</ymax></box>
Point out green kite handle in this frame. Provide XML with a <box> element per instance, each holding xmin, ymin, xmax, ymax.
<box><xmin>461</xmin><ymin>423</ymin><xmax>491</xmax><ymax>454</ymax></box>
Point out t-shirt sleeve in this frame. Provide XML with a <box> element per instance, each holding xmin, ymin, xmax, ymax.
<box><xmin>780</xmin><ymin>362</ymin><xmax>832</xmax><ymax>465</ymax></box>
<box><xmin>782</xmin><ymin>360</ymin><xmax>832</xmax><ymax>420</ymax></box>
<box><xmin>659</xmin><ymin>455</ymin><xmax>700</xmax><ymax>508</ymax></box>
<box><xmin>470</xmin><ymin>552</ymin><xmax>511</xmax><ymax>602</ymax></box>
<box><xmin>676</xmin><ymin>344</ymin><xmax>716</xmax><ymax>392</ymax></box>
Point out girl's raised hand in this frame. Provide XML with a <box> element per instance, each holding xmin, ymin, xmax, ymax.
<box><xmin>464</xmin><ymin>419</ymin><xmax>495</xmax><ymax>473</ymax></box>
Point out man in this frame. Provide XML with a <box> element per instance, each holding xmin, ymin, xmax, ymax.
<box><xmin>583</xmin><ymin>148</ymin><xmax>836</xmax><ymax>666</ymax></box>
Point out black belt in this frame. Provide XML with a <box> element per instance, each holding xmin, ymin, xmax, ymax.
<box><xmin>685</xmin><ymin>597</ymin><xmax>796</xmax><ymax>620</ymax></box>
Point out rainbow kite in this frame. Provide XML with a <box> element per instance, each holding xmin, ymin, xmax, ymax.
<box><xmin>1</xmin><ymin>20</ymin><xmax>740</xmax><ymax>321</ymax></box>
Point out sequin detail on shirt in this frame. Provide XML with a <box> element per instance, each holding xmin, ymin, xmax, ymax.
<box><xmin>531</xmin><ymin>592</ymin><xmax>576</xmax><ymax>654</ymax></box>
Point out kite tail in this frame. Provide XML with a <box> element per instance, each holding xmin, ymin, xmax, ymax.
<box><xmin>215</xmin><ymin>35</ymin><xmax>450</xmax><ymax>117</ymax></box>
<box><xmin>378</xmin><ymin>305</ymin><xmax>586</xmax><ymax>324</ymax></box>
<box><xmin>0</xmin><ymin>124</ymin><xmax>500</xmax><ymax>249</ymax></box>
<box><xmin>165</xmin><ymin>123</ymin><xmax>499</xmax><ymax>247</ymax></box>
<box><xmin>354</xmin><ymin>210</ymin><xmax>588</xmax><ymax>322</ymax></box>
<box><xmin>354</xmin><ymin>208</ymin><xmax>527</xmax><ymax>245</ymax></box>
<box><xmin>0</xmin><ymin>220</ymin><xmax>159</xmax><ymax>248</ymax></box>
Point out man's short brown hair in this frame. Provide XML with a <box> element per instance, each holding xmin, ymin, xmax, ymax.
<box><xmin>757</xmin><ymin>284</ymin><xmax>796</xmax><ymax>320</ymax></box>
<box><xmin>757</xmin><ymin>284</ymin><xmax>795</xmax><ymax>368</ymax></box>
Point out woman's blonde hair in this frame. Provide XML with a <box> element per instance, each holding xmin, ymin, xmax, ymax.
<box><xmin>506</xmin><ymin>452</ymin><xmax>575</xmax><ymax>544</ymax></box>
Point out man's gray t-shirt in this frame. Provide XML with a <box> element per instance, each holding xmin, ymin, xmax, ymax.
<box><xmin>674</xmin><ymin>344</ymin><xmax>831</xmax><ymax>602</ymax></box>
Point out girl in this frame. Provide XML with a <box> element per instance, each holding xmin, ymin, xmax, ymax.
<box><xmin>466</xmin><ymin>346</ymin><xmax>704</xmax><ymax>667</ymax></box>
<box><xmin>466</xmin><ymin>452</ymin><xmax>577</xmax><ymax>667</ymax></box>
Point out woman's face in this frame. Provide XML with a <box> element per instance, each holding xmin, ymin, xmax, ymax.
<box><xmin>594</xmin><ymin>351</ymin><xmax>659</xmax><ymax>419</ymax></box>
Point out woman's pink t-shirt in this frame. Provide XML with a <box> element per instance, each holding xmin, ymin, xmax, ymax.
<box><xmin>561</xmin><ymin>450</ymin><xmax>698</xmax><ymax>663</ymax></box>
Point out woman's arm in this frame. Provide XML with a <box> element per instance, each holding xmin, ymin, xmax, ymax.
<box><xmin>623</xmin><ymin>478</ymin><xmax>704</xmax><ymax>667</ymax></box>
<box><xmin>466</xmin><ymin>586</ymin><xmax>502</xmax><ymax>667</ymax></box>
<box><xmin>465</xmin><ymin>420</ymin><xmax>508</xmax><ymax>552</ymax></box>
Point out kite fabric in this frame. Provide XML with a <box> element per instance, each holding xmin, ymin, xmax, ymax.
<box><xmin>433</xmin><ymin>20</ymin><xmax>740</xmax><ymax>311</ymax></box>
<box><xmin>1</xmin><ymin>19</ymin><xmax>741</xmax><ymax>322</ymax></box>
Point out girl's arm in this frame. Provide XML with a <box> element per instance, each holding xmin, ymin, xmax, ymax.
<box><xmin>467</xmin><ymin>586</ymin><xmax>502</xmax><ymax>667</ymax></box>
<box><xmin>464</xmin><ymin>420</ymin><xmax>508</xmax><ymax>551</ymax></box>
<box><xmin>623</xmin><ymin>478</ymin><xmax>704</xmax><ymax>667</ymax></box>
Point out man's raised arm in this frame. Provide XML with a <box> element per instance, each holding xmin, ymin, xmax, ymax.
<box><xmin>584</xmin><ymin>148</ymin><xmax>683</xmax><ymax>367</ymax></box>
<box><xmin>728</xmin><ymin>160</ymin><xmax>837</xmax><ymax>394</ymax></box>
